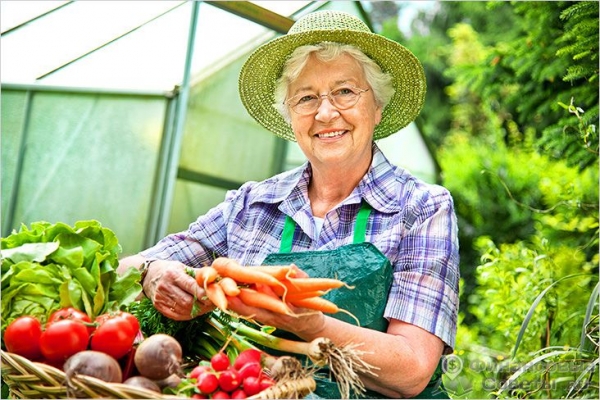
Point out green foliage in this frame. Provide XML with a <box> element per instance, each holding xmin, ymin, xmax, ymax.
<box><xmin>383</xmin><ymin>1</ymin><xmax>600</xmax><ymax>398</ymax></box>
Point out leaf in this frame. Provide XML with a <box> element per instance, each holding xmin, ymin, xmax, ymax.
<box><xmin>579</xmin><ymin>281</ymin><xmax>599</xmax><ymax>351</ymax></box>
<box><xmin>566</xmin><ymin>357</ymin><xmax>600</xmax><ymax>398</ymax></box>
<box><xmin>498</xmin><ymin>350</ymin><xmax>571</xmax><ymax>396</ymax></box>
<box><xmin>511</xmin><ymin>273</ymin><xmax>590</xmax><ymax>359</ymax></box>
<box><xmin>50</xmin><ymin>246</ymin><xmax>84</xmax><ymax>269</ymax></box>
<box><xmin>0</xmin><ymin>242</ymin><xmax>60</xmax><ymax>264</ymax></box>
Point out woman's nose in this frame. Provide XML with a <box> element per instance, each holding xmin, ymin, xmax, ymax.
<box><xmin>315</xmin><ymin>95</ymin><xmax>340</xmax><ymax>122</ymax></box>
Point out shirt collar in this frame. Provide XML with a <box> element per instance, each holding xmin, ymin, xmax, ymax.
<box><xmin>250</xmin><ymin>143</ymin><xmax>403</xmax><ymax>214</ymax></box>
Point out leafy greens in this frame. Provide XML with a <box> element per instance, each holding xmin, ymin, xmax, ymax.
<box><xmin>1</xmin><ymin>220</ymin><xmax>142</xmax><ymax>334</ymax></box>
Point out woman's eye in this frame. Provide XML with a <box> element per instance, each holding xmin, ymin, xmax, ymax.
<box><xmin>297</xmin><ymin>95</ymin><xmax>317</xmax><ymax>104</ymax></box>
<box><xmin>334</xmin><ymin>87</ymin><xmax>355</xmax><ymax>97</ymax></box>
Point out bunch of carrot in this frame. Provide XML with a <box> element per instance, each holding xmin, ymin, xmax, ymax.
<box><xmin>195</xmin><ymin>257</ymin><xmax>355</xmax><ymax>321</ymax></box>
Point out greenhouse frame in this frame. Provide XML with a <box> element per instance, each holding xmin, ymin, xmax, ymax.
<box><xmin>1</xmin><ymin>1</ymin><xmax>439</xmax><ymax>255</ymax></box>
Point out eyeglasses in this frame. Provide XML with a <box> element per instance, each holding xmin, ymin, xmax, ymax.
<box><xmin>285</xmin><ymin>86</ymin><xmax>370</xmax><ymax>115</ymax></box>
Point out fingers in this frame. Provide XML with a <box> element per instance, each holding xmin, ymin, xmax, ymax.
<box><xmin>150</xmin><ymin>261</ymin><xmax>212</xmax><ymax>320</ymax></box>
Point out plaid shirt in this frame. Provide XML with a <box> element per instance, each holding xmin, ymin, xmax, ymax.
<box><xmin>142</xmin><ymin>143</ymin><xmax>460</xmax><ymax>349</ymax></box>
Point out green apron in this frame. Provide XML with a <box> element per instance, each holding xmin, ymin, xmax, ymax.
<box><xmin>262</xmin><ymin>203</ymin><xmax>448</xmax><ymax>399</ymax></box>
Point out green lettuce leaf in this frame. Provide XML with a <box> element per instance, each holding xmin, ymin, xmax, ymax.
<box><xmin>1</xmin><ymin>220</ymin><xmax>142</xmax><ymax>335</ymax></box>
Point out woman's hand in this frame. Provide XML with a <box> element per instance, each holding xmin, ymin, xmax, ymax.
<box><xmin>224</xmin><ymin>266</ymin><xmax>326</xmax><ymax>338</ymax></box>
<box><xmin>118</xmin><ymin>255</ymin><xmax>214</xmax><ymax>321</ymax></box>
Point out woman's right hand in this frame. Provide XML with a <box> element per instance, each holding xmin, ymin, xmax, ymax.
<box><xmin>118</xmin><ymin>255</ymin><xmax>214</xmax><ymax>321</ymax></box>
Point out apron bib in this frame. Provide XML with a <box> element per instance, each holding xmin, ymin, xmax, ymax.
<box><xmin>262</xmin><ymin>203</ymin><xmax>448</xmax><ymax>398</ymax></box>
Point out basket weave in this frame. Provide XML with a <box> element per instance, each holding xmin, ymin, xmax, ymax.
<box><xmin>1</xmin><ymin>350</ymin><xmax>315</xmax><ymax>399</ymax></box>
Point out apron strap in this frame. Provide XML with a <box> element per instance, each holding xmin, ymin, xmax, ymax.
<box><xmin>279</xmin><ymin>201</ymin><xmax>372</xmax><ymax>253</ymax></box>
<box><xmin>280</xmin><ymin>215</ymin><xmax>296</xmax><ymax>253</ymax></box>
<box><xmin>353</xmin><ymin>201</ymin><xmax>372</xmax><ymax>244</ymax></box>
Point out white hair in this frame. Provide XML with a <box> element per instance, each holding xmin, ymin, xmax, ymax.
<box><xmin>273</xmin><ymin>42</ymin><xmax>395</xmax><ymax>123</ymax></box>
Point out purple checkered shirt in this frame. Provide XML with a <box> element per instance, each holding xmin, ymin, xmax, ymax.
<box><xmin>142</xmin><ymin>143</ymin><xmax>460</xmax><ymax>350</ymax></box>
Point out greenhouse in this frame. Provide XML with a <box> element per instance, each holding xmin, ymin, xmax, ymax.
<box><xmin>2</xmin><ymin>2</ymin><xmax>597</xmax><ymax>399</ymax></box>
<box><xmin>1</xmin><ymin>1</ymin><xmax>437</xmax><ymax>255</ymax></box>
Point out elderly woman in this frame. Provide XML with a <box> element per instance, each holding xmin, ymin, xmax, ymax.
<box><xmin>119</xmin><ymin>10</ymin><xmax>459</xmax><ymax>399</ymax></box>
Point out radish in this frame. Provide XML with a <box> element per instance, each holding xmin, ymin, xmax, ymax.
<box><xmin>231</xmin><ymin>388</ymin><xmax>247</xmax><ymax>399</ymax></box>
<box><xmin>211</xmin><ymin>352</ymin><xmax>230</xmax><ymax>372</ymax></box>
<box><xmin>134</xmin><ymin>334</ymin><xmax>182</xmax><ymax>380</ymax></box>
<box><xmin>233</xmin><ymin>348</ymin><xmax>262</xmax><ymax>370</ymax></box>
<box><xmin>212</xmin><ymin>390</ymin><xmax>231</xmax><ymax>399</ymax></box>
<box><xmin>196</xmin><ymin>372</ymin><xmax>219</xmax><ymax>394</ymax></box>
<box><xmin>189</xmin><ymin>365</ymin><xmax>211</xmax><ymax>380</ymax></box>
<box><xmin>218</xmin><ymin>368</ymin><xmax>241</xmax><ymax>392</ymax></box>
<box><xmin>242</xmin><ymin>376</ymin><xmax>262</xmax><ymax>396</ymax></box>
<box><xmin>237</xmin><ymin>361</ymin><xmax>261</xmax><ymax>380</ymax></box>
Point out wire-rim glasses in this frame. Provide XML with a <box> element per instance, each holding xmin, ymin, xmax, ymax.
<box><xmin>285</xmin><ymin>86</ymin><xmax>370</xmax><ymax>115</ymax></box>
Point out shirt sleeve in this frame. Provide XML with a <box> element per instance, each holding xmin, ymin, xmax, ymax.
<box><xmin>383</xmin><ymin>187</ymin><xmax>460</xmax><ymax>352</ymax></box>
<box><xmin>139</xmin><ymin>191</ymin><xmax>238</xmax><ymax>267</ymax></box>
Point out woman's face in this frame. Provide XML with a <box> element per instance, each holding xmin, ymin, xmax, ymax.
<box><xmin>287</xmin><ymin>53</ymin><xmax>382</xmax><ymax>169</ymax></box>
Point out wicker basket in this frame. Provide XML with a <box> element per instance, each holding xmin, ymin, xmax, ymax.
<box><xmin>1</xmin><ymin>350</ymin><xmax>316</xmax><ymax>399</ymax></box>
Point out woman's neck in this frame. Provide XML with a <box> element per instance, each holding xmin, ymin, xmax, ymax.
<box><xmin>308</xmin><ymin>160</ymin><xmax>369</xmax><ymax>218</ymax></box>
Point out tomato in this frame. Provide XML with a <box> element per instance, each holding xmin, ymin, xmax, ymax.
<box><xmin>48</xmin><ymin>307</ymin><xmax>94</xmax><ymax>335</ymax></box>
<box><xmin>39</xmin><ymin>319</ymin><xmax>90</xmax><ymax>363</ymax></box>
<box><xmin>4</xmin><ymin>316</ymin><xmax>43</xmax><ymax>360</ymax></box>
<box><xmin>90</xmin><ymin>312</ymin><xmax>139</xmax><ymax>360</ymax></box>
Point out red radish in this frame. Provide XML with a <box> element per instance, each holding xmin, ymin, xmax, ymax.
<box><xmin>212</xmin><ymin>390</ymin><xmax>231</xmax><ymax>399</ymax></box>
<box><xmin>260</xmin><ymin>376</ymin><xmax>276</xmax><ymax>391</ymax></box>
<box><xmin>191</xmin><ymin>395</ymin><xmax>208</xmax><ymax>399</ymax></box>
<box><xmin>233</xmin><ymin>349</ymin><xmax>262</xmax><ymax>370</ymax></box>
<box><xmin>219</xmin><ymin>369</ymin><xmax>241</xmax><ymax>392</ymax></box>
<box><xmin>189</xmin><ymin>365</ymin><xmax>211</xmax><ymax>380</ymax></box>
<box><xmin>242</xmin><ymin>376</ymin><xmax>262</xmax><ymax>396</ymax></box>
<box><xmin>196</xmin><ymin>372</ymin><xmax>219</xmax><ymax>394</ymax></box>
<box><xmin>237</xmin><ymin>361</ymin><xmax>261</xmax><ymax>380</ymax></box>
<box><xmin>231</xmin><ymin>389</ymin><xmax>247</xmax><ymax>399</ymax></box>
<box><xmin>211</xmin><ymin>352</ymin><xmax>231</xmax><ymax>372</ymax></box>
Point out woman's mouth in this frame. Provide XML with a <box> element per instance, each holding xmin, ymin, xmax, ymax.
<box><xmin>316</xmin><ymin>130</ymin><xmax>346</xmax><ymax>139</ymax></box>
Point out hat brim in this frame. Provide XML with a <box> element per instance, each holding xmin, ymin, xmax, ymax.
<box><xmin>239</xmin><ymin>29</ymin><xmax>426</xmax><ymax>142</ymax></box>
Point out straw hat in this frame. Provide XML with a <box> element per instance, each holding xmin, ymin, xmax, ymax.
<box><xmin>238</xmin><ymin>10</ymin><xmax>426</xmax><ymax>142</ymax></box>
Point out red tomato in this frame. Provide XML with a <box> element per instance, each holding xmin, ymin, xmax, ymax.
<box><xmin>48</xmin><ymin>307</ymin><xmax>94</xmax><ymax>335</ymax></box>
<box><xmin>4</xmin><ymin>316</ymin><xmax>43</xmax><ymax>360</ymax></box>
<box><xmin>90</xmin><ymin>312</ymin><xmax>139</xmax><ymax>360</ymax></box>
<box><xmin>39</xmin><ymin>319</ymin><xmax>90</xmax><ymax>363</ymax></box>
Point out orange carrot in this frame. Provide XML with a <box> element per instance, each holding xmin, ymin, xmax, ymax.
<box><xmin>290</xmin><ymin>296</ymin><xmax>360</xmax><ymax>326</ymax></box>
<box><xmin>206</xmin><ymin>282</ymin><xmax>228</xmax><ymax>311</ymax></box>
<box><xmin>289</xmin><ymin>296</ymin><xmax>339</xmax><ymax>313</ymax></box>
<box><xmin>284</xmin><ymin>277</ymin><xmax>352</xmax><ymax>292</ymax></box>
<box><xmin>196</xmin><ymin>266</ymin><xmax>219</xmax><ymax>288</ymax></box>
<box><xmin>218</xmin><ymin>276</ymin><xmax>241</xmax><ymax>297</ymax></box>
<box><xmin>249</xmin><ymin>265</ymin><xmax>297</xmax><ymax>280</ymax></box>
<box><xmin>238</xmin><ymin>288</ymin><xmax>293</xmax><ymax>315</ymax></box>
<box><xmin>212</xmin><ymin>258</ymin><xmax>286</xmax><ymax>289</ymax></box>
<box><xmin>285</xmin><ymin>290</ymin><xmax>327</xmax><ymax>302</ymax></box>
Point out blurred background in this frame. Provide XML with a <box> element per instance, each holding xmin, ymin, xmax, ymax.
<box><xmin>1</xmin><ymin>1</ymin><xmax>598</xmax><ymax>398</ymax></box>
